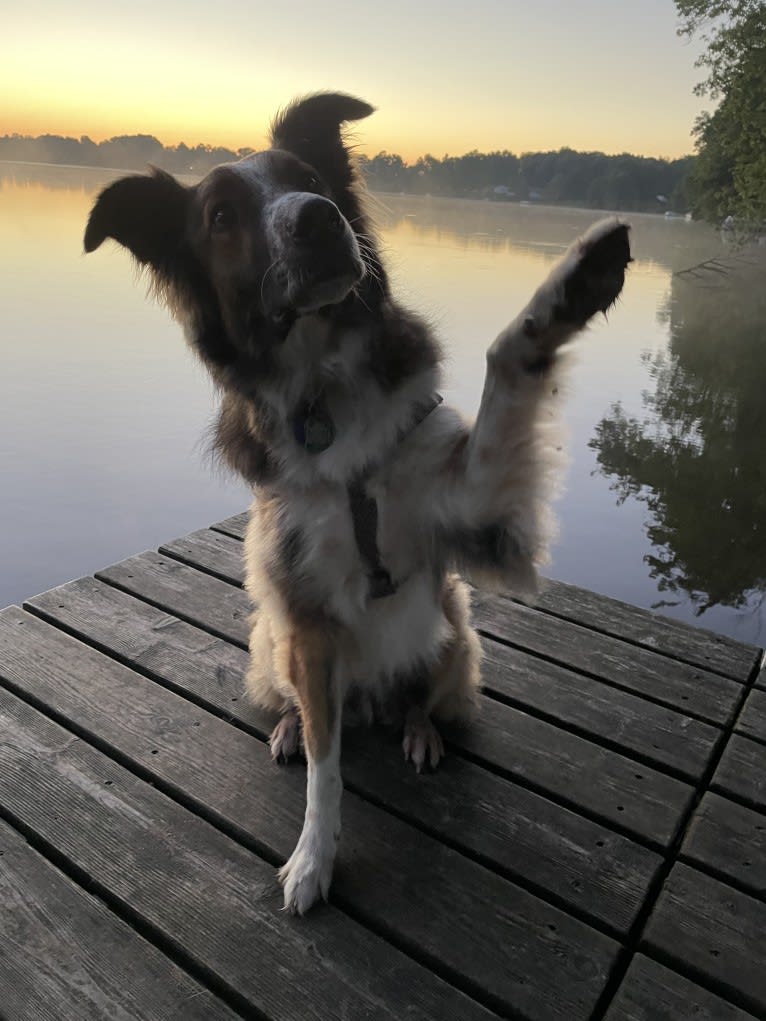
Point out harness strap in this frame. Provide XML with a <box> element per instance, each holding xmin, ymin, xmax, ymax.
<box><xmin>294</xmin><ymin>389</ymin><xmax>443</xmax><ymax>601</ymax></box>
<box><xmin>347</xmin><ymin>480</ymin><xmax>398</xmax><ymax>599</ymax></box>
<box><xmin>347</xmin><ymin>392</ymin><xmax>443</xmax><ymax>600</ymax></box>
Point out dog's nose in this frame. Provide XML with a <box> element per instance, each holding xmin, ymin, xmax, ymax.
<box><xmin>292</xmin><ymin>197</ymin><xmax>344</xmax><ymax>243</ymax></box>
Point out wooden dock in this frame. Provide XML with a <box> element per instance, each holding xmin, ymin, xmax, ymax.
<box><xmin>1</xmin><ymin>511</ymin><xmax>765</xmax><ymax>1020</ymax></box>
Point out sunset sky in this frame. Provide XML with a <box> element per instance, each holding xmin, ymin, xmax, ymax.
<box><xmin>4</xmin><ymin>0</ymin><xmax>710</xmax><ymax>160</ymax></box>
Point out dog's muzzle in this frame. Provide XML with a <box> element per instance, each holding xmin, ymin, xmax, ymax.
<box><xmin>289</xmin><ymin>195</ymin><xmax>345</xmax><ymax>246</ymax></box>
<box><xmin>266</xmin><ymin>193</ymin><xmax>365</xmax><ymax>318</ymax></box>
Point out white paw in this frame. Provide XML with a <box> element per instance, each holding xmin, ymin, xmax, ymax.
<box><xmin>403</xmin><ymin>710</ymin><xmax>445</xmax><ymax>773</ymax></box>
<box><xmin>278</xmin><ymin>839</ymin><xmax>335</xmax><ymax>914</ymax></box>
<box><xmin>269</xmin><ymin>711</ymin><xmax>302</xmax><ymax>763</ymax></box>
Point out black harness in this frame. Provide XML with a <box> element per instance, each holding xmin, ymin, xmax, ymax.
<box><xmin>293</xmin><ymin>393</ymin><xmax>442</xmax><ymax>599</ymax></box>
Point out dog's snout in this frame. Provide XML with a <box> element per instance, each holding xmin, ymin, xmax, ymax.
<box><xmin>292</xmin><ymin>197</ymin><xmax>344</xmax><ymax>244</ymax></box>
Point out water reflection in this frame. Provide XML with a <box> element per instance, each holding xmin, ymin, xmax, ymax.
<box><xmin>370</xmin><ymin>193</ymin><xmax>723</xmax><ymax>274</ymax></box>
<box><xmin>590</xmin><ymin>261</ymin><xmax>766</xmax><ymax>618</ymax></box>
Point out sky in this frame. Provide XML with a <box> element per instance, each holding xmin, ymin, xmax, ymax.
<box><xmin>3</xmin><ymin>0</ymin><xmax>711</xmax><ymax>160</ymax></box>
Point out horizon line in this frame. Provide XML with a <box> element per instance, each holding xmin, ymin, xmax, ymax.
<box><xmin>0</xmin><ymin>129</ymin><xmax>697</xmax><ymax>164</ymax></box>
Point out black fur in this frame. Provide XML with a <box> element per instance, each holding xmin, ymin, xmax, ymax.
<box><xmin>83</xmin><ymin>168</ymin><xmax>189</xmax><ymax>268</ymax></box>
<box><xmin>212</xmin><ymin>392</ymin><xmax>276</xmax><ymax>484</ymax></box>
<box><xmin>559</xmin><ymin>223</ymin><xmax>632</xmax><ymax>325</ymax></box>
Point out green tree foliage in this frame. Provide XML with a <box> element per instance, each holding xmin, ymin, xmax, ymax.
<box><xmin>676</xmin><ymin>0</ymin><xmax>766</xmax><ymax>222</ymax></box>
<box><xmin>589</xmin><ymin>262</ymin><xmax>766</xmax><ymax>613</ymax></box>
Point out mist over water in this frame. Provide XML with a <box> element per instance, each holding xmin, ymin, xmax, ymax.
<box><xmin>2</xmin><ymin>164</ymin><xmax>764</xmax><ymax>646</ymax></box>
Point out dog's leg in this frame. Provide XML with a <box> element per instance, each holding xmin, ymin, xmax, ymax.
<box><xmin>244</xmin><ymin>610</ymin><xmax>286</xmax><ymax>712</ymax></box>
<box><xmin>276</xmin><ymin>625</ymin><xmax>343</xmax><ymax>914</ymax></box>
<box><xmin>449</xmin><ymin>219</ymin><xmax>630</xmax><ymax>588</ymax></box>
<box><xmin>402</xmin><ymin>577</ymin><xmax>481</xmax><ymax>771</ymax></box>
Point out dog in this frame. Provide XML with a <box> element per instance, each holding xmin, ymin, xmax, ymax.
<box><xmin>84</xmin><ymin>92</ymin><xmax>630</xmax><ymax>914</ymax></box>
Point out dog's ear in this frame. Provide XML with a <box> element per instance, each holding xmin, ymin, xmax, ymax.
<box><xmin>271</xmin><ymin>92</ymin><xmax>374</xmax><ymax>192</ymax></box>
<box><xmin>84</xmin><ymin>168</ymin><xmax>189</xmax><ymax>269</ymax></box>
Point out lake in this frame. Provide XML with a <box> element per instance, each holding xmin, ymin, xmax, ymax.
<box><xmin>2</xmin><ymin>162</ymin><xmax>765</xmax><ymax>646</ymax></box>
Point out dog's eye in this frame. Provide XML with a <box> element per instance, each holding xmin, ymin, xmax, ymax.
<box><xmin>306</xmin><ymin>176</ymin><xmax>320</xmax><ymax>193</ymax></box>
<box><xmin>211</xmin><ymin>202</ymin><xmax>237</xmax><ymax>232</ymax></box>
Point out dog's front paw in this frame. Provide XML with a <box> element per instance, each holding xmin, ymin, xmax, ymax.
<box><xmin>554</xmin><ymin>218</ymin><xmax>632</xmax><ymax>327</ymax></box>
<box><xmin>403</xmin><ymin>708</ymin><xmax>444</xmax><ymax>772</ymax></box>
<box><xmin>269</xmin><ymin>709</ymin><xmax>303</xmax><ymax>763</ymax></box>
<box><xmin>278</xmin><ymin>839</ymin><xmax>335</xmax><ymax>914</ymax></box>
<box><xmin>493</xmin><ymin>219</ymin><xmax>631</xmax><ymax>373</ymax></box>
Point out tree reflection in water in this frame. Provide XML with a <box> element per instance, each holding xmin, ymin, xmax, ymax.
<box><xmin>590</xmin><ymin>256</ymin><xmax>766</xmax><ymax>616</ymax></box>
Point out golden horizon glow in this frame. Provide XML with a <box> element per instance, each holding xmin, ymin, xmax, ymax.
<box><xmin>4</xmin><ymin>0</ymin><xmax>709</xmax><ymax>163</ymax></box>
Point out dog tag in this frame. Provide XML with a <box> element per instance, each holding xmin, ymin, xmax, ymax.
<box><xmin>293</xmin><ymin>398</ymin><xmax>335</xmax><ymax>454</ymax></box>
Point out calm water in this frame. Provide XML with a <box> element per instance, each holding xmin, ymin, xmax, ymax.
<box><xmin>2</xmin><ymin>163</ymin><xmax>765</xmax><ymax>647</ymax></box>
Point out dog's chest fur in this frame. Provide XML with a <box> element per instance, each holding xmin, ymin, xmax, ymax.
<box><xmin>242</xmin><ymin>314</ymin><xmax>456</xmax><ymax>681</ymax></box>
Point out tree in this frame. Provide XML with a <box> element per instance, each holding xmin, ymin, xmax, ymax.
<box><xmin>676</xmin><ymin>0</ymin><xmax>766</xmax><ymax>222</ymax></box>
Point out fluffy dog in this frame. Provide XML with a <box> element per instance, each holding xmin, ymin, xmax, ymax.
<box><xmin>84</xmin><ymin>92</ymin><xmax>630</xmax><ymax>914</ymax></box>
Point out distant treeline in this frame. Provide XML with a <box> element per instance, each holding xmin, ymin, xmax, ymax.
<box><xmin>360</xmin><ymin>150</ymin><xmax>694</xmax><ymax>213</ymax></box>
<box><xmin>0</xmin><ymin>132</ymin><xmax>693</xmax><ymax>213</ymax></box>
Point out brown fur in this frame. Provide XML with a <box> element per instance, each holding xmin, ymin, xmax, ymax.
<box><xmin>276</xmin><ymin>625</ymin><xmax>336</xmax><ymax>760</ymax></box>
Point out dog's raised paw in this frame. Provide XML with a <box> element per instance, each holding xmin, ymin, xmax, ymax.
<box><xmin>278</xmin><ymin>843</ymin><xmax>333</xmax><ymax>915</ymax></box>
<box><xmin>557</xmin><ymin>219</ymin><xmax>632</xmax><ymax>326</ymax></box>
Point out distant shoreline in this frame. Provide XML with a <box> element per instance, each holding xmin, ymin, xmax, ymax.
<box><xmin>0</xmin><ymin>130</ymin><xmax>694</xmax><ymax>215</ymax></box>
<box><xmin>0</xmin><ymin>160</ymin><xmax>691</xmax><ymax>220</ymax></box>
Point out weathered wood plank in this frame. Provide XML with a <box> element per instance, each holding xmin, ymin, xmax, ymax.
<box><xmin>681</xmin><ymin>792</ymin><xmax>766</xmax><ymax>900</ymax></box>
<box><xmin>604</xmin><ymin>954</ymin><xmax>758</xmax><ymax>1021</ymax></box>
<box><xmin>736</xmin><ymin>688</ymin><xmax>766</xmax><ymax>745</ymax></box>
<box><xmin>473</xmin><ymin>590</ymin><xmax>742</xmax><ymax>726</ymax></box>
<box><xmin>26</xmin><ymin>580</ymin><xmax>694</xmax><ymax>847</ymax></box>
<box><xmin>0</xmin><ymin>626</ymin><xmax>617</xmax><ymax>1021</ymax></box>
<box><xmin>480</xmin><ymin>639</ymin><xmax>721</xmax><ymax>782</ymax></box>
<box><xmin>96</xmin><ymin>552</ymin><xmax>249</xmax><ymax>647</ymax></box>
<box><xmin>0</xmin><ymin>687</ymin><xmax>500</xmax><ymax>1021</ymax></box>
<box><xmin>642</xmin><ymin>863</ymin><xmax>766</xmax><ymax>1016</ymax></box>
<box><xmin>712</xmin><ymin>734</ymin><xmax>766</xmax><ymax>812</ymax></box>
<box><xmin>161</xmin><ymin>528</ymin><xmax>245</xmax><ymax>586</ymax></box>
<box><xmin>513</xmin><ymin>580</ymin><xmax>760</xmax><ymax>681</ymax></box>
<box><xmin>1</xmin><ymin>606</ymin><xmax>659</xmax><ymax>938</ymax></box>
<box><xmin>210</xmin><ymin>512</ymin><xmax>248</xmax><ymax>540</ymax></box>
<box><xmin>0</xmin><ymin>819</ymin><xmax>238</xmax><ymax>1021</ymax></box>
<box><xmin>104</xmin><ymin>546</ymin><xmax>721</xmax><ymax>784</ymax></box>
<box><xmin>458</xmin><ymin>696</ymin><xmax>692</xmax><ymax>847</ymax></box>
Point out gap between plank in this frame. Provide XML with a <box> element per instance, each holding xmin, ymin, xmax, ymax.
<box><xmin>0</xmin><ymin>802</ymin><xmax>264</xmax><ymax>1021</ymax></box>
<box><xmin>0</xmin><ymin>684</ymin><xmax>512</xmax><ymax>1021</ymax></box>
<box><xmin>588</xmin><ymin>647</ymin><xmax>763</xmax><ymax>1021</ymax></box>
<box><xmin>24</xmin><ymin>593</ymin><xmax>677</xmax><ymax>857</ymax></box>
<box><xmin>9</xmin><ymin>603</ymin><xmax>635</xmax><ymax>940</ymax></box>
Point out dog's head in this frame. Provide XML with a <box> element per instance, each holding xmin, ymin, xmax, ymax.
<box><xmin>84</xmin><ymin>93</ymin><xmax>384</xmax><ymax>368</ymax></box>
